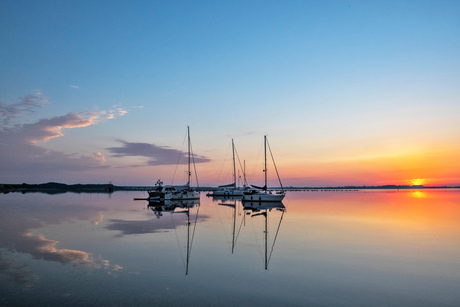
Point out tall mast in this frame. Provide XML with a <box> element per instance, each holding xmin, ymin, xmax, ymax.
<box><xmin>187</xmin><ymin>126</ymin><xmax>191</xmax><ymax>187</ymax></box>
<box><xmin>232</xmin><ymin>139</ymin><xmax>236</xmax><ymax>187</ymax></box>
<box><xmin>264</xmin><ymin>135</ymin><xmax>267</xmax><ymax>190</ymax></box>
<box><xmin>244</xmin><ymin>160</ymin><xmax>247</xmax><ymax>187</ymax></box>
<box><xmin>232</xmin><ymin>201</ymin><xmax>236</xmax><ymax>254</ymax></box>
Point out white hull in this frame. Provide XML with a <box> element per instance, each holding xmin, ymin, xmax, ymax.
<box><xmin>242</xmin><ymin>192</ymin><xmax>285</xmax><ymax>202</ymax></box>
<box><xmin>209</xmin><ymin>189</ymin><xmax>244</xmax><ymax>197</ymax></box>
<box><xmin>168</xmin><ymin>191</ymin><xmax>200</xmax><ymax>200</ymax></box>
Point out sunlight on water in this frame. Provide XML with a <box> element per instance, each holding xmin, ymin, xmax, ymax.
<box><xmin>410</xmin><ymin>190</ymin><xmax>427</xmax><ymax>198</ymax></box>
<box><xmin>1</xmin><ymin>190</ymin><xmax>459</xmax><ymax>306</ymax></box>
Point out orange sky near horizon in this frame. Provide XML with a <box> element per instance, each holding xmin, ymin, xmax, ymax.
<box><xmin>277</xmin><ymin>145</ymin><xmax>460</xmax><ymax>187</ymax></box>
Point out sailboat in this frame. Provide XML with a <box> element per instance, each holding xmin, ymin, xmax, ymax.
<box><xmin>242</xmin><ymin>135</ymin><xmax>285</xmax><ymax>202</ymax></box>
<box><xmin>208</xmin><ymin>139</ymin><xmax>246</xmax><ymax>197</ymax></box>
<box><xmin>149</xmin><ymin>126</ymin><xmax>200</xmax><ymax>201</ymax></box>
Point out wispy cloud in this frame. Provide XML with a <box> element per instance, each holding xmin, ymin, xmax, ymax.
<box><xmin>107</xmin><ymin>140</ymin><xmax>211</xmax><ymax>166</ymax></box>
<box><xmin>70</xmin><ymin>85</ymin><xmax>79</xmax><ymax>89</ymax></box>
<box><xmin>0</xmin><ymin>94</ymin><xmax>129</xmax><ymax>178</ymax></box>
<box><xmin>99</xmin><ymin>106</ymin><xmax>128</xmax><ymax>120</ymax></box>
<box><xmin>18</xmin><ymin>112</ymin><xmax>101</xmax><ymax>144</ymax></box>
<box><xmin>0</xmin><ymin>92</ymin><xmax>48</xmax><ymax>125</ymax></box>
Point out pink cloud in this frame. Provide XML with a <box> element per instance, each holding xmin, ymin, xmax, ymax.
<box><xmin>20</xmin><ymin>112</ymin><xmax>100</xmax><ymax>144</ymax></box>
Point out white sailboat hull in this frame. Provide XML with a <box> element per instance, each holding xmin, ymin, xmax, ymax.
<box><xmin>209</xmin><ymin>189</ymin><xmax>244</xmax><ymax>197</ymax></box>
<box><xmin>168</xmin><ymin>191</ymin><xmax>200</xmax><ymax>200</ymax></box>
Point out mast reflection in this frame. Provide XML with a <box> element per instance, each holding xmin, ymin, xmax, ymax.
<box><xmin>218</xmin><ymin>199</ymin><xmax>243</xmax><ymax>254</ymax></box>
<box><xmin>243</xmin><ymin>201</ymin><xmax>286</xmax><ymax>270</ymax></box>
<box><xmin>148</xmin><ymin>199</ymin><xmax>201</xmax><ymax>275</ymax></box>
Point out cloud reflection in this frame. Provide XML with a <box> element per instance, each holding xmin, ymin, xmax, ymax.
<box><xmin>0</xmin><ymin>200</ymin><xmax>122</xmax><ymax>286</ymax></box>
<box><xmin>24</xmin><ymin>233</ymin><xmax>91</xmax><ymax>265</ymax></box>
<box><xmin>91</xmin><ymin>212</ymin><xmax>104</xmax><ymax>225</ymax></box>
<box><xmin>14</xmin><ymin>232</ymin><xmax>122</xmax><ymax>272</ymax></box>
<box><xmin>106</xmin><ymin>214</ymin><xmax>209</xmax><ymax>237</ymax></box>
<box><xmin>0</xmin><ymin>253</ymin><xmax>39</xmax><ymax>288</ymax></box>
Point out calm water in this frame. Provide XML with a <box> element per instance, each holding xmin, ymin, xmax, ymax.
<box><xmin>1</xmin><ymin>190</ymin><xmax>460</xmax><ymax>306</ymax></box>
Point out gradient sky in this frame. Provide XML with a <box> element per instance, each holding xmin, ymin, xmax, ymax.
<box><xmin>1</xmin><ymin>0</ymin><xmax>459</xmax><ymax>187</ymax></box>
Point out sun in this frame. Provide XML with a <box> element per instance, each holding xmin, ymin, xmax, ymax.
<box><xmin>409</xmin><ymin>178</ymin><xmax>426</xmax><ymax>186</ymax></box>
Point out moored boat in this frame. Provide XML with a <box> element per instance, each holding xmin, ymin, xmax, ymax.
<box><xmin>242</xmin><ymin>135</ymin><xmax>285</xmax><ymax>202</ymax></box>
<box><xmin>208</xmin><ymin>139</ymin><xmax>246</xmax><ymax>197</ymax></box>
<box><xmin>149</xmin><ymin>127</ymin><xmax>200</xmax><ymax>201</ymax></box>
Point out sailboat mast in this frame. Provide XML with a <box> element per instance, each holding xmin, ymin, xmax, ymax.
<box><xmin>232</xmin><ymin>139</ymin><xmax>236</xmax><ymax>188</ymax></box>
<box><xmin>187</xmin><ymin>126</ymin><xmax>191</xmax><ymax>186</ymax></box>
<box><xmin>244</xmin><ymin>160</ymin><xmax>247</xmax><ymax>187</ymax></box>
<box><xmin>264</xmin><ymin>135</ymin><xmax>267</xmax><ymax>190</ymax></box>
<box><xmin>232</xmin><ymin>201</ymin><xmax>236</xmax><ymax>254</ymax></box>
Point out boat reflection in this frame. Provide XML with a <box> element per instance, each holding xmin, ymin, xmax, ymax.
<box><xmin>148</xmin><ymin>198</ymin><xmax>201</xmax><ymax>275</ymax></box>
<box><xmin>148</xmin><ymin>199</ymin><xmax>200</xmax><ymax>218</ymax></box>
<box><xmin>243</xmin><ymin>201</ymin><xmax>286</xmax><ymax>270</ymax></box>
<box><xmin>209</xmin><ymin>194</ymin><xmax>243</xmax><ymax>203</ymax></box>
<box><xmin>242</xmin><ymin>201</ymin><xmax>285</xmax><ymax>212</ymax></box>
<box><xmin>217</xmin><ymin>200</ymin><xmax>286</xmax><ymax>270</ymax></box>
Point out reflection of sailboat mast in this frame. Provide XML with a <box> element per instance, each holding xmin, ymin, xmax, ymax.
<box><xmin>171</xmin><ymin>201</ymin><xmax>200</xmax><ymax>275</ymax></box>
<box><xmin>186</xmin><ymin>205</ymin><xmax>190</xmax><ymax>275</ymax></box>
<box><xmin>219</xmin><ymin>200</ymin><xmax>237</xmax><ymax>254</ymax></box>
<box><xmin>251</xmin><ymin>206</ymin><xmax>285</xmax><ymax>270</ymax></box>
<box><xmin>265</xmin><ymin>211</ymin><xmax>268</xmax><ymax>270</ymax></box>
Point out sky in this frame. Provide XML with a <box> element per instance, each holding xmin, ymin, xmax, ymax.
<box><xmin>1</xmin><ymin>0</ymin><xmax>459</xmax><ymax>187</ymax></box>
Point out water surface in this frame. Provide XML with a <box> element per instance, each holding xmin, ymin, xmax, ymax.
<box><xmin>1</xmin><ymin>190</ymin><xmax>459</xmax><ymax>306</ymax></box>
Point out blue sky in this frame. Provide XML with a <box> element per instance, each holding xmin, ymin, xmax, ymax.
<box><xmin>1</xmin><ymin>1</ymin><xmax>459</xmax><ymax>186</ymax></box>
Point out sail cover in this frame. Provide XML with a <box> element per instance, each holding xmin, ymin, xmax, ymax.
<box><xmin>218</xmin><ymin>182</ymin><xmax>236</xmax><ymax>188</ymax></box>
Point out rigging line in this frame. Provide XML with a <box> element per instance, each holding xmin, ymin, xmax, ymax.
<box><xmin>248</xmin><ymin>140</ymin><xmax>264</xmax><ymax>185</ymax></box>
<box><xmin>235</xmin><ymin>209</ymin><xmax>245</xmax><ymax>244</ymax></box>
<box><xmin>217</xmin><ymin>142</ymin><xmax>232</xmax><ymax>185</ymax></box>
<box><xmin>171</xmin><ymin>131</ymin><xmax>187</xmax><ymax>185</ymax></box>
<box><xmin>190</xmin><ymin>142</ymin><xmax>200</xmax><ymax>187</ymax></box>
<box><xmin>267</xmin><ymin>138</ymin><xmax>284</xmax><ymax>190</ymax></box>
<box><xmin>216</xmin><ymin>203</ymin><xmax>232</xmax><ymax>249</ymax></box>
<box><xmin>189</xmin><ymin>204</ymin><xmax>200</xmax><ymax>259</ymax></box>
<box><xmin>170</xmin><ymin>212</ymin><xmax>186</xmax><ymax>268</ymax></box>
<box><xmin>268</xmin><ymin>210</ymin><xmax>285</xmax><ymax>265</ymax></box>
<box><xmin>249</xmin><ymin>212</ymin><xmax>264</xmax><ymax>263</ymax></box>
<box><xmin>234</xmin><ymin>147</ymin><xmax>247</xmax><ymax>186</ymax></box>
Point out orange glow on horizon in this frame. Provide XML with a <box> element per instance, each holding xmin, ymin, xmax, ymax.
<box><xmin>408</xmin><ymin>178</ymin><xmax>427</xmax><ymax>186</ymax></box>
<box><xmin>276</xmin><ymin>147</ymin><xmax>460</xmax><ymax>187</ymax></box>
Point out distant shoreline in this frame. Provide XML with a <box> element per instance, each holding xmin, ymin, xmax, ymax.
<box><xmin>1</xmin><ymin>182</ymin><xmax>459</xmax><ymax>195</ymax></box>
